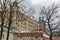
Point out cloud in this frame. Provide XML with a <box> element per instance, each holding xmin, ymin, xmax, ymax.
<box><xmin>30</xmin><ymin>0</ymin><xmax>60</xmax><ymax>6</ymax></box>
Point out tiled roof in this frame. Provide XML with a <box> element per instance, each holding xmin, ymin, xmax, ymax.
<box><xmin>14</xmin><ymin>32</ymin><xmax>43</xmax><ymax>37</ymax></box>
<box><xmin>43</xmin><ymin>37</ymin><xmax>60</xmax><ymax>40</ymax></box>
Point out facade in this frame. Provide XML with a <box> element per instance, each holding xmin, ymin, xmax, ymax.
<box><xmin>0</xmin><ymin>1</ymin><xmax>44</xmax><ymax>40</ymax></box>
<box><xmin>11</xmin><ymin>1</ymin><xmax>44</xmax><ymax>32</ymax></box>
<box><xmin>11</xmin><ymin>1</ymin><xmax>44</xmax><ymax>40</ymax></box>
<box><xmin>13</xmin><ymin>32</ymin><xmax>43</xmax><ymax>40</ymax></box>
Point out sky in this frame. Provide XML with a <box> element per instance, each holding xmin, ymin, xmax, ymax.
<box><xmin>24</xmin><ymin>0</ymin><xmax>60</xmax><ymax>20</ymax></box>
<box><xmin>6</xmin><ymin>0</ymin><xmax>60</xmax><ymax>20</ymax></box>
<box><xmin>28</xmin><ymin>0</ymin><xmax>60</xmax><ymax>37</ymax></box>
<box><xmin>30</xmin><ymin>0</ymin><xmax>60</xmax><ymax>5</ymax></box>
<box><xmin>18</xmin><ymin>0</ymin><xmax>60</xmax><ymax>36</ymax></box>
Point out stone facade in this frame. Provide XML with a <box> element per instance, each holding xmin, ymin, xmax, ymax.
<box><xmin>0</xmin><ymin>1</ymin><xmax>44</xmax><ymax>40</ymax></box>
<box><xmin>11</xmin><ymin>1</ymin><xmax>44</xmax><ymax>32</ymax></box>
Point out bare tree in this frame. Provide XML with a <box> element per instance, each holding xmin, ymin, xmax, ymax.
<box><xmin>6</xmin><ymin>0</ymin><xmax>25</xmax><ymax>40</ymax></box>
<box><xmin>40</xmin><ymin>3</ymin><xmax>60</xmax><ymax>40</ymax></box>
<box><xmin>0</xmin><ymin>0</ymin><xmax>6</xmax><ymax>40</ymax></box>
<box><xmin>0</xmin><ymin>0</ymin><xmax>24</xmax><ymax>40</ymax></box>
<box><xmin>0</xmin><ymin>0</ymin><xmax>35</xmax><ymax>40</ymax></box>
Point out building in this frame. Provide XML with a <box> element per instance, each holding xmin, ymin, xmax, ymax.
<box><xmin>13</xmin><ymin>32</ymin><xmax>43</xmax><ymax>40</ymax></box>
<box><xmin>43</xmin><ymin>37</ymin><xmax>60</xmax><ymax>40</ymax></box>
<box><xmin>12</xmin><ymin>0</ymin><xmax>44</xmax><ymax>39</ymax></box>
<box><xmin>11</xmin><ymin>1</ymin><xmax>44</xmax><ymax>40</ymax></box>
<box><xmin>11</xmin><ymin>1</ymin><xmax>44</xmax><ymax>32</ymax></box>
<box><xmin>0</xmin><ymin>1</ymin><xmax>44</xmax><ymax>40</ymax></box>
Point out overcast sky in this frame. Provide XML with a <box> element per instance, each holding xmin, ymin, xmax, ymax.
<box><xmin>10</xmin><ymin>0</ymin><xmax>60</xmax><ymax>20</ymax></box>
<box><xmin>24</xmin><ymin>0</ymin><xmax>60</xmax><ymax>20</ymax></box>
<box><xmin>30</xmin><ymin>0</ymin><xmax>60</xmax><ymax>5</ymax></box>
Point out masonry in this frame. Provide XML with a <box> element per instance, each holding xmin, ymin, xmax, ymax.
<box><xmin>11</xmin><ymin>1</ymin><xmax>44</xmax><ymax>32</ymax></box>
<box><xmin>10</xmin><ymin>1</ymin><xmax>44</xmax><ymax>40</ymax></box>
<box><xmin>0</xmin><ymin>1</ymin><xmax>44</xmax><ymax>40</ymax></box>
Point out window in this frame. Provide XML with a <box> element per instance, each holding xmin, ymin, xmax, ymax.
<box><xmin>31</xmin><ymin>38</ymin><xmax>33</xmax><ymax>40</ymax></box>
<box><xmin>28</xmin><ymin>20</ymin><xmax>34</xmax><ymax>25</ymax></box>
<box><xmin>38</xmin><ymin>26</ymin><xmax>42</xmax><ymax>31</ymax></box>
<box><xmin>16</xmin><ymin>12</ymin><xmax>21</xmax><ymax>20</ymax></box>
<box><xmin>39</xmin><ymin>38</ymin><xmax>43</xmax><ymax>40</ymax></box>
<box><xmin>23</xmin><ymin>21</ymin><xmax>27</xmax><ymax>25</ymax></box>
<box><xmin>28</xmin><ymin>24</ymin><xmax>33</xmax><ymax>27</ymax></box>
<box><xmin>39</xmin><ymin>39</ymin><xmax>41</xmax><ymax>40</ymax></box>
<box><xmin>16</xmin><ymin>21</ymin><xmax>18</xmax><ymax>24</ymax></box>
<box><xmin>23</xmin><ymin>26</ymin><xmax>27</xmax><ymax>29</ymax></box>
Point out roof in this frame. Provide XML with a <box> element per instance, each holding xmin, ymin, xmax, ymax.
<box><xmin>43</xmin><ymin>37</ymin><xmax>60</xmax><ymax>40</ymax></box>
<box><xmin>18</xmin><ymin>11</ymin><xmax>43</xmax><ymax>24</ymax></box>
<box><xmin>14</xmin><ymin>32</ymin><xmax>43</xmax><ymax>37</ymax></box>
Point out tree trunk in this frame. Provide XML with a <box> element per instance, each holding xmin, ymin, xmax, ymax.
<box><xmin>0</xmin><ymin>23</ymin><xmax>3</xmax><ymax>40</ymax></box>
<box><xmin>50</xmin><ymin>30</ymin><xmax>52</xmax><ymax>40</ymax></box>
<box><xmin>48</xmin><ymin>19</ymin><xmax>52</xmax><ymax>40</ymax></box>
<box><xmin>50</xmin><ymin>35</ymin><xmax>52</xmax><ymax>40</ymax></box>
<box><xmin>6</xmin><ymin>4</ymin><xmax>12</xmax><ymax>40</ymax></box>
<box><xmin>6</xmin><ymin>25</ymin><xmax>10</xmax><ymax>40</ymax></box>
<box><xmin>0</xmin><ymin>11</ymin><xmax>4</xmax><ymax>40</ymax></box>
<box><xmin>6</xmin><ymin>13</ymin><xmax>11</xmax><ymax>40</ymax></box>
<box><xmin>6</xmin><ymin>10</ymin><xmax>11</xmax><ymax>40</ymax></box>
